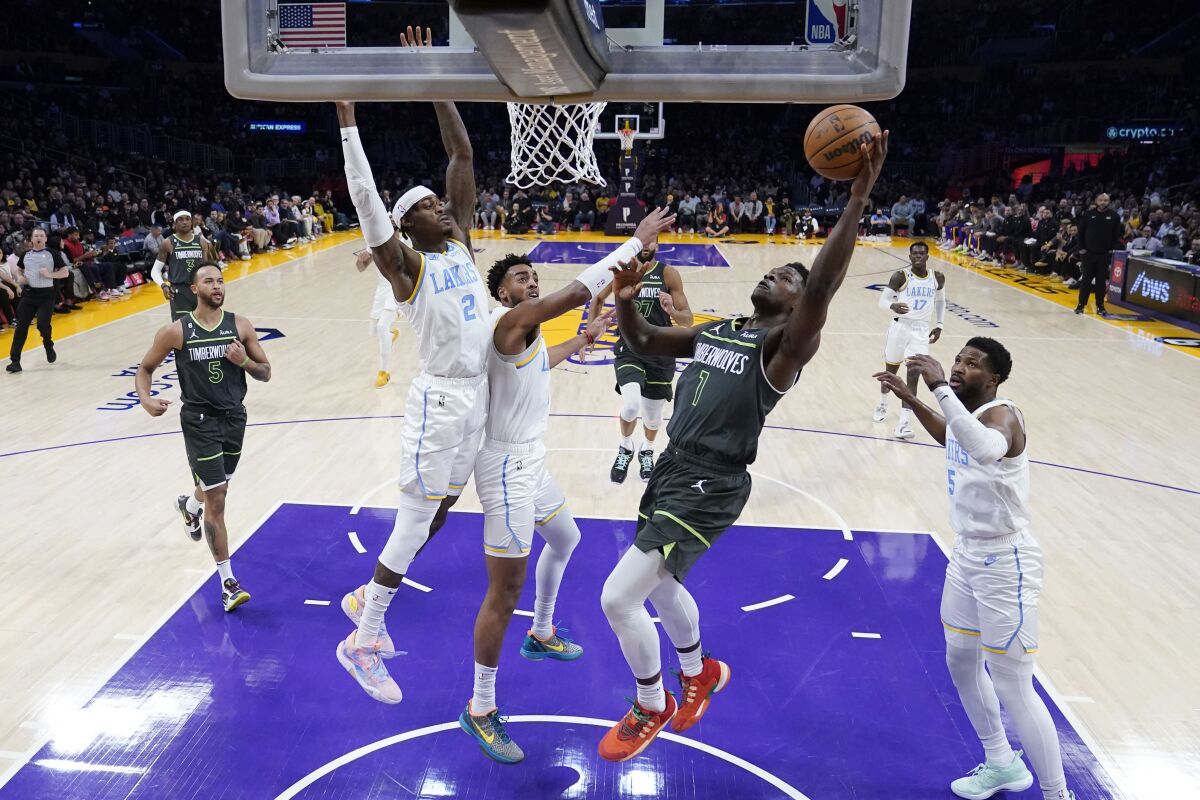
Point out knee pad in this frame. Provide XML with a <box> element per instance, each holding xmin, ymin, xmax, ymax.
<box><xmin>641</xmin><ymin>398</ymin><xmax>666</xmax><ymax>431</ymax></box>
<box><xmin>619</xmin><ymin>382</ymin><xmax>641</xmax><ymax>422</ymax></box>
<box><xmin>378</xmin><ymin>492</ymin><xmax>441</xmax><ymax>574</ymax></box>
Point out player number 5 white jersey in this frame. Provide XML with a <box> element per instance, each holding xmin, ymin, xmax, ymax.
<box><xmin>946</xmin><ymin>399</ymin><xmax>1030</xmax><ymax>539</ymax></box>
<box><xmin>398</xmin><ymin>238</ymin><xmax>491</xmax><ymax>379</ymax></box>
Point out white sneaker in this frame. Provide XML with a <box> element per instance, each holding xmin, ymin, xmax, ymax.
<box><xmin>950</xmin><ymin>751</ymin><xmax>1034</xmax><ymax>799</ymax></box>
<box><xmin>894</xmin><ymin>421</ymin><xmax>915</xmax><ymax>440</ymax></box>
<box><xmin>872</xmin><ymin>401</ymin><xmax>888</xmax><ymax>422</ymax></box>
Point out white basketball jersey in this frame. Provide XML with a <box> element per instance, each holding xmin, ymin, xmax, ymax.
<box><xmin>897</xmin><ymin>268</ymin><xmax>938</xmax><ymax>323</ymax></box>
<box><xmin>484</xmin><ymin>307</ymin><xmax>552</xmax><ymax>445</ymax></box>
<box><xmin>397</xmin><ymin>238</ymin><xmax>490</xmax><ymax>379</ymax></box>
<box><xmin>946</xmin><ymin>399</ymin><xmax>1030</xmax><ymax>539</ymax></box>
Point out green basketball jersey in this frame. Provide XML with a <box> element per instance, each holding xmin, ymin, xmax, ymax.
<box><xmin>167</xmin><ymin>233</ymin><xmax>205</xmax><ymax>285</ymax></box>
<box><xmin>666</xmin><ymin>318</ymin><xmax>790</xmax><ymax>466</ymax></box>
<box><xmin>177</xmin><ymin>311</ymin><xmax>247</xmax><ymax>413</ymax></box>
<box><xmin>614</xmin><ymin>260</ymin><xmax>674</xmax><ymax>366</ymax></box>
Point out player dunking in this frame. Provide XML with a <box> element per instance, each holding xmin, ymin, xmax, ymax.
<box><xmin>588</xmin><ymin>249</ymin><xmax>692</xmax><ymax>482</ymax></box>
<box><xmin>872</xmin><ymin>241</ymin><xmax>945</xmax><ymax>439</ymax></box>
<box><xmin>355</xmin><ymin>246</ymin><xmax>400</xmax><ymax>387</ymax></box>
<box><xmin>596</xmin><ymin>132</ymin><xmax>887</xmax><ymax>761</ymax></box>
<box><xmin>152</xmin><ymin>210</ymin><xmax>211</xmax><ymax>320</ymax></box>
<box><xmin>460</xmin><ymin>210</ymin><xmax>674</xmax><ymax>764</ymax></box>
<box><xmin>332</xmin><ymin>85</ymin><xmax>491</xmax><ymax>704</ymax></box>
<box><xmin>876</xmin><ymin>343</ymin><xmax>1076</xmax><ymax>800</ymax></box>
<box><xmin>135</xmin><ymin>264</ymin><xmax>272</xmax><ymax>612</ymax></box>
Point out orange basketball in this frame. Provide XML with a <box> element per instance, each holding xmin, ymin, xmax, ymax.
<box><xmin>804</xmin><ymin>104</ymin><xmax>881</xmax><ymax>181</ymax></box>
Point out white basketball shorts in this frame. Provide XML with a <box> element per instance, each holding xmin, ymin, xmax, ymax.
<box><xmin>883</xmin><ymin>318</ymin><xmax>930</xmax><ymax>365</ymax></box>
<box><xmin>474</xmin><ymin>439</ymin><xmax>567</xmax><ymax>558</ymax></box>
<box><xmin>941</xmin><ymin>530</ymin><xmax>1043</xmax><ymax>656</ymax></box>
<box><xmin>398</xmin><ymin>373</ymin><xmax>486</xmax><ymax>500</ymax></box>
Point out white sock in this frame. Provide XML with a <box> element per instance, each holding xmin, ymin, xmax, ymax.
<box><xmin>877</xmin><ymin>393</ymin><xmax>889</xmax><ymax>408</ymax></box>
<box><xmin>355</xmin><ymin>579</ymin><xmax>396</xmax><ymax>648</ymax></box>
<box><xmin>216</xmin><ymin>559</ymin><xmax>234</xmax><ymax>583</ymax></box>
<box><xmin>677</xmin><ymin>644</ymin><xmax>703</xmax><ymax>677</ymax></box>
<box><xmin>982</xmin><ymin>730</ymin><xmax>1016</xmax><ymax>768</ymax></box>
<box><xmin>531</xmin><ymin>598</ymin><xmax>556</xmax><ymax>640</ymax></box>
<box><xmin>471</xmin><ymin>662</ymin><xmax>498</xmax><ymax>715</ymax></box>
<box><xmin>636</xmin><ymin>677</ymin><xmax>666</xmax><ymax>713</ymax></box>
<box><xmin>899</xmin><ymin>407</ymin><xmax>912</xmax><ymax>425</ymax></box>
<box><xmin>640</xmin><ymin>439</ymin><xmax>655</xmax><ymax>454</ymax></box>
<box><xmin>186</xmin><ymin>495</ymin><xmax>203</xmax><ymax>515</ymax></box>
<box><xmin>619</xmin><ymin>436</ymin><xmax>634</xmax><ymax>451</ymax></box>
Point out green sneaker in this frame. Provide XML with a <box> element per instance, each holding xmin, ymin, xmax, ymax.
<box><xmin>459</xmin><ymin>704</ymin><xmax>524</xmax><ymax>764</ymax></box>
<box><xmin>951</xmin><ymin>751</ymin><xmax>1034</xmax><ymax>799</ymax></box>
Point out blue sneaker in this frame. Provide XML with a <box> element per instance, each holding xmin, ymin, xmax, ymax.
<box><xmin>520</xmin><ymin>625</ymin><xmax>583</xmax><ymax>661</ymax></box>
<box><xmin>459</xmin><ymin>703</ymin><xmax>524</xmax><ymax>764</ymax></box>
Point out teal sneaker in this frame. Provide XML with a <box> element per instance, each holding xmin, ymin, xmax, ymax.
<box><xmin>951</xmin><ymin>751</ymin><xmax>1034</xmax><ymax>799</ymax></box>
<box><xmin>459</xmin><ymin>704</ymin><xmax>524</xmax><ymax>764</ymax></box>
<box><xmin>519</xmin><ymin>625</ymin><xmax>583</xmax><ymax>661</ymax></box>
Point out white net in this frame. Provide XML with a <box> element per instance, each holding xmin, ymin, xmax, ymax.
<box><xmin>506</xmin><ymin>102</ymin><xmax>608</xmax><ymax>189</ymax></box>
<box><xmin>617</xmin><ymin>126</ymin><xmax>637</xmax><ymax>153</ymax></box>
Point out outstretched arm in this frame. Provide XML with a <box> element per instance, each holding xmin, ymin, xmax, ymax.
<box><xmin>874</xmin><ymin>371</ymin><xmax>945</xmax><ymax>444</ymax></box>
<box><xmin>764</xmin><ymin>131</ymin><xmax>888</xmax><ymax>389</ymax></box>
<box><xmin>335</xmin><ymin>101</ymin><xmax>421</xmax><ymax>303</ymax></box>
<box><xmin>547</xmin><ymin>309</ymin><xmax>613</xmax><ymax>367</ymax></box>
<box><xmin>135</xmin><ymin>322</ymin><xmax>184</xmax><ymax>417</ymax></box>
<box><xmin>588</xmin><ymin>282</ymin><xmax>614</xmax><ymax>325</ymax></box>
<box><xmin>611</xmin><ymin>256</ymin><xmax>703</xmax><ymax>358</ymax></box>
<box><xmin>906</xmin><ymin>354</ymin><xmax>1023</xmax><ymax>459</ymax></box>
<box><xmin>434</xmin><ymin>102</ymin><xmax>476</xmax><ymax>243</ymax></box>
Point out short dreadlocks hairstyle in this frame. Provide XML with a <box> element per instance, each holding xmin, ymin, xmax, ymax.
<box><xmin>965</xmin><ymin>336</ymin><xmax>1013</xmax><ymax>384</ymax></box>
<box><xmin>487</xmin><ymin>253</ymin><xmax>533</xmax><ymax>300</ymax></box>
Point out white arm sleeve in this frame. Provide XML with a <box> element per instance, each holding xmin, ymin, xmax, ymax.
<box><xmin>878</xmin><ymin>287</ymin><xmax>900</xmax><ymax>311</ymax></box>
<box><xmin>574</xmin><ymin>236</ymin><xmax>643</xmax><ymax>298</ymax></box>
<box><xmin>340</xmin><ymin>126</ymin><xmax>394</xmax><ymax>248</ymax></box>
<box><xmin>151</xmin><ymin>259</ymin><xmax>166</xmax><ymax>286</ymax></box>
<box><xmin>934</xmin><ymin>287</ymin><xmax>946</xmax><ymax>326</ymax></box>
<box><xmin>933</xmin><ymin>386</ymin><xmax>1009</xmax><ymax>462</ymax></box>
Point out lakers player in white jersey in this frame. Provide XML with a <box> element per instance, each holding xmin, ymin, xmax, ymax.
<box><xmin>355</xmin><ymin>247</ymin><xmax>400</xmax><ymax>387</ymax></box>
<box><xmin>876</xmin><ymin>340</ymin><xmax>1076</xmax><ymax>800</ymax></box>
<box><xmin>872</xmin><ymin>241</ymin><xmax>946</xmax><ymax>439</ymax></box>
<box><xmin>459</xmin><ymin>209</ymin><xmax>675</xmax><ymax>764</ymax></box>
<box><xmin>333</xmin><ymin>96</ymin><xmax>492</xmax><ymax>705</ymax></box>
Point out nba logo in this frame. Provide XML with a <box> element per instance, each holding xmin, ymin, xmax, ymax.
<box><xmin>805</xmin><ymin>0</ymin><xmax>847</xmax><ymax>45</ymax></box>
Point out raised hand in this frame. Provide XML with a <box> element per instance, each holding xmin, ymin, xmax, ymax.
<box><xmin>400</xmin><ymin>25</ymin><xmax>433</xmax><ymax>48</ymax></box>
<box><xmin>610</xmin><ymin>256</ymin><xmax>653</xmax><ymax>302</ymax></box>
<box><xmin>850</xmin><ymin>130</ymin><xmax>889</xmax><ymax>201</ymax></box>
<box><xmin>873</xmin><ymin>371</ymin><xmax>915</xmax><ymax>404</ymax></box>
<box><xmin>905</xmin><ymin>354</ymin><xmax>947</xmax><ymax>388</ymax></box>
<box><xmin>584</xmin><ymin>308</ymin><xmax>615</xmax><ymax>353</ymax></box>
<box><xmin>632</xmin><ymin>206</ymin><xmax>677</xmax><ymax>250</ymax></box>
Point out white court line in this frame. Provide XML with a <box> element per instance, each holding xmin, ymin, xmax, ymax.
<box><xmin>513</xmin><ymin>609</ymin><xmax>534</xmax><ymax>618</ymax></box>
<box><xmin>740</xmin><ymin>594</ymin><xmax>795</xmax><ymax>612</ymax></box>
<box><xmin>351</xmin><ymin>476</ymin><xmax>399</xmax><ymax>516</ymax></box>
<box><xmin>748</xmin><ymin>470</ymin><xmax>854</xmax><ymax>541</ymax></box>
<box><xmin>1059</xmin><ymin>695</ymin><xmax>1096</xmax><ymax>704</ymax></box>
<box><xmin>851</xmin><ymin>632</ymin><xmax>882</xmax><ymax>639</ymax></box>
<box><xmin>823</xmin><ymin>558</ymin><xmax>850</xmax><ymax>581</ymax></box>
<box><xmin>0</xmin><ymin>500</ymin><xmax>285</xmax><ymax>792</ymax></box>
<box><xmin>304</xmin><ymin>600</ymin><xmax>331</xmax><ymax>606</ymax></box>
<box><xmin>401</xmin><ymin>577</ymin><xmax>432</xmax><ymax>593</ymax></box>
<box><xmin>0</xmin><ymin>753</ymin><xmax>28</xmax><ymax>761</ymax></box>
<box><xmin>346</xmin><ymin>531</ymin><xmax>367</xmax><ymax>554</ymax></box>
<box><xmin>112</xmin><ymin>633</ymin><xmax>141</xmax><ymax>641</ymax></box>
<box><xmin>183</xmin><ymin>568</ymin><xmax>209</xmax><ymax>575</ymax></box>
<box><xmin>271</xmin><ymin>715</ymin><xmax>811</xmax><ymax>800</ymax></box>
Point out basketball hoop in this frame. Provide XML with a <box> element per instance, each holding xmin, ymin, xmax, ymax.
<box><xmin>505</xmin><ymin>102</ymin><xmax>608</xmax><ymax>189</ymax></box>
<box><xmin>617</xmin><ymin>125</ymin><xmax>637</xmax><ymax>154</ymax></box>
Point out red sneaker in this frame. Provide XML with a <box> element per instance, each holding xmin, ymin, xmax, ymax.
<box><xmin>672</xmin><ymin>656</ymin><xmax>731</xmax><ymax>732</ymax></box>
<box><xmin>598</xmin><ymin>691</ymin><xmax>677</xmax><ymax>762</ymax></box>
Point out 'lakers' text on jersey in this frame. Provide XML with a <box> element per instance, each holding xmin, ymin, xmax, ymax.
<box><xmin>167</xmin><ymin>234</ymin><xmax>205</xmax><ymax>285</ymax></box>
<box><xmin>399</xmin><ymin>238</ymin><xmax>491</xmax><ymax>379</ymax></box>
<box><xmin>667</xmin><ymin>318</ymin><xmax>790</xmax><ymax>466</ymax></box>
<box><xmin>945</xmin><ymin>398</ymin><xmax>1030</xmax><ymax>539</ymax></box>
<box><xmin>177</xmin><ymin>311</ymin><xmax>247</xmax><ymax>413</ymax></box>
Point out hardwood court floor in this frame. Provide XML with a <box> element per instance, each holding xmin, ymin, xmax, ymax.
<box><xmin>0</xmin><ymin>230</ymin><xmax>1196</xmax><ymax>798</ymax></box>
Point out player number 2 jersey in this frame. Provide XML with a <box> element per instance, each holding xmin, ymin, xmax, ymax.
<box><xmin>483</xmin><ymin>307</ymin><xmax>551</xmax><ymax>445</ymax></box>
<box><xmin>946</xmin><ymin>399</ymin><xmax>1031</xmax><ymax>539</ymax></box>
<box><xmin>398</xmin><ymin>238</ymin><xmax>490</xmax><ymax>379</ymax></box>
<box><xmin>896</xmin><ymin>268</ymin><xmax>938</xmax><ymax>323</ymax></box>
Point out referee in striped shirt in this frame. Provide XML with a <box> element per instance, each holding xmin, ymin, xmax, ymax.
<box><xmin>7</xmin><ymin>228</ymin><xmax>66</xmax><ymax>373</ymax></box>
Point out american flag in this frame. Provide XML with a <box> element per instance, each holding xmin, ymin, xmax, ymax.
<box><xmin>278</xmin><ymin>3</ymin><xmax>346</xmax><ymax>48</ymax></box>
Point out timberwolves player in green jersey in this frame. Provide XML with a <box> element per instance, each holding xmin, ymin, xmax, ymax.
<box><xmin>597</xmin><ymin>131</ymin><xmax>888</xmax><ymax>762</ymax></box>
<box><xmin>135</xmin><ymin>264</ymin><xmax>272</xmax><ymax>612</ymax></box>
<box><xmin>589</xmin><ymin>249</ymin><xmax>692</xmax><ymax>482</ymax></box>
<box><xmin>151</xmin><ymin>209</ymin><xmax>210</xmax><ymax>319</ymax></box>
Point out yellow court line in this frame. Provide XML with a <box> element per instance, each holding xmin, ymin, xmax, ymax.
<box><xmin>4</xmin><ymin>231</ymin><xmax>362</xmax><ymax>353</ymax></box>
<box><xmin>932</xmin><ymin>244</ymin><xmax>1200</xmax><ymax>359</ymax></box>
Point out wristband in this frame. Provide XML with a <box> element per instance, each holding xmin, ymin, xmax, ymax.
<box><xmin>927</xmin><ymin>379</ymin><xmax>948</xmax><ymax>391</ymax></box>
<box><xmin>584</xmin><ymin>331</ymin><xmax>595</xmax><ymax>346</ymax></box>
<box><xmin>240</xmin><ymin>356</ymin><xmax>251</xmax><ymax>368</ymax></box>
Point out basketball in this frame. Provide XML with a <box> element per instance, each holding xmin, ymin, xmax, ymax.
<box><xmin>803</xmin><ymin>104</ymin><xmax>881</xmax><ymax>181</ymax></box>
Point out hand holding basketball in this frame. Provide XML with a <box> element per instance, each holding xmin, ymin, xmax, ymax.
<box><xmin>610</xmin><ymin>257</ymin><xmax>653</xmax><ymax>302</ymax></box>
<box><xmin>850</xmin><ymin>129</ymin><xmax>888</xmax><ymax>200</ymax></box>
<box><xmin>804</xmin><ymin>105</ymin><xmax>884</xmax><ymax>182</ymax></box>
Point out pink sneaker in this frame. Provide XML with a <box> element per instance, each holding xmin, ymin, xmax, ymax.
<box><xmin>341</xmin><ymin>586</ymin><xmax>397</xmax><ymax>657</ymax></box>
<box><xmin>335</xmin><ymin>632</ymin><xmax>403</xmax><ymax>704</ymax></box>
